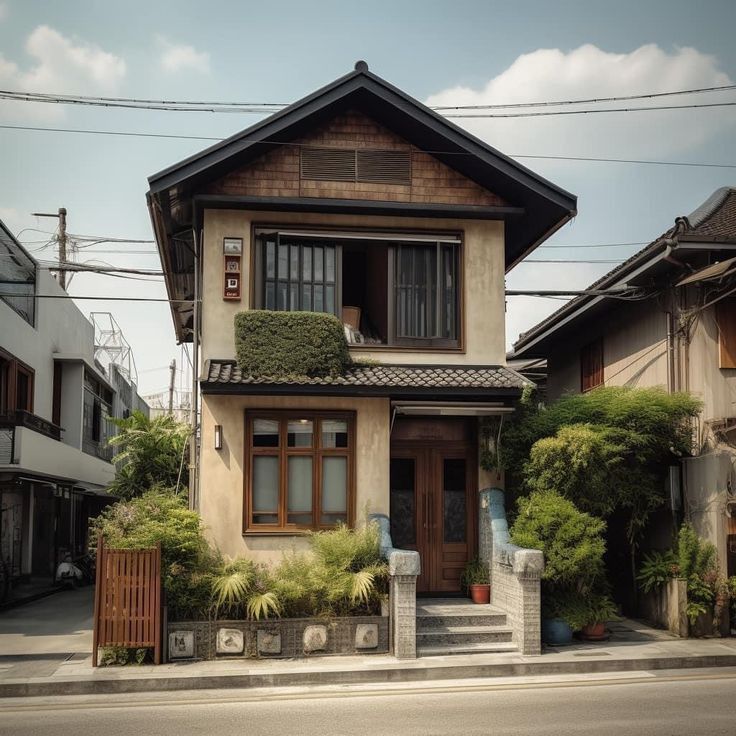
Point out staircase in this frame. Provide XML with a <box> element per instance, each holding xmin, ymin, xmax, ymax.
<box><xmin>416</xmin><ymin>598</ymin><xmax>518</xmax><ymax>657</ymax></box>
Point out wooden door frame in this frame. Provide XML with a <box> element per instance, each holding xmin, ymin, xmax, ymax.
<box><xmin>390</xmin><ymin>435</ymin><xmax>477</xmax><ymax>594</ymax></box>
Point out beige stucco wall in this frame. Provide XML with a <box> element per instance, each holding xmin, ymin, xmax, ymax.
<box><xmin>200</xmin><ymin>209</ymin><xmax>506</xmax><ymax>367</ymax></box>
<box><xmin>546</xmin><ymin>300</ymin><xmax>669</xmax><ymax>400</ymax></box>
<box><xmin>199</xmin><ymin>393</ymin><xmax>390</xmax><ymax>563</ymax></box>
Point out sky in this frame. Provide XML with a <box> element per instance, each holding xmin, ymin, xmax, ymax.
<box><xmin>1</xmin><ymin>0</ymin><xmax>735</xmax><ymax>397</ymax></box>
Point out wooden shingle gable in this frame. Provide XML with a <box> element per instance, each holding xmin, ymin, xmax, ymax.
<box><xmin>205</xmin><ymin>110</ymin><xmax>507</xmax><ymax>208</ymax></box>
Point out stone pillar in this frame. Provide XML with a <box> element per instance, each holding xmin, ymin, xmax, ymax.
<box><xmin>369</xmin><ymin>513</ymin><xmax>420</xmax><ymax>660</ymax></box>
<box><xmin>390</xmin><ymin>574</ymin><xmax>418</xmax><ymax>659</ymax></box>
<box><xmin>480</xmin><ymin>488</ymin><xmax>544</xmax><ymax>656</ymax></box>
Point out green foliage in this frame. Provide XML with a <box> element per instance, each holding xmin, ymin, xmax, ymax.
<box><xmin>503</xmin><ymin>387</ymin><xmax>701</xmax><ymax>547</ymax></box>
<box><xmin>636</xmin><ymin>550</ymin><xmax>678</xmax><ymax>593</ymax></box>
<box><xmin>99</xmin><ymin>646</ymin><xmax>151</xmax><ymax>666</ymax></box>
<box><xmin>677</xmin><ymin>523</ymin><xmax>716</xmax><ymax>580</ymax></box>
<box><xmin>91</xmin><ymin>490</ymin><xmax>214</xmax><ymax>620</ymax></box>
<box><xmin>270</xmin><ymin>523</ymin><xmax>388</xmax><ymax>618</ymax></box>
<box><xmin>209</xmin><ymin>558</ymin><xmax>281</xmax><ymax>621</ymax></box>
<box><xmin>106</xmin><ymin>411</ymin><xmax>190</xmax><ymax>499</ymax></box>
<box><xmin>545</xmin><ymin>590</ymin><xmax>618</xmax><ymax>631</ymax></box>
<box><xmin>234</xmin><ymin>310</ymin><xmax>351</xmax><ymax>378</ymax></box>
<box><xmin>510</xmin><ymin>490</ymin><xmax>606</xmax><ymax>589</ymax></box>
<box><xmin>461</xmin><ymin>557</ymin><xmax>490</xmax><ymax>589</ymax></box>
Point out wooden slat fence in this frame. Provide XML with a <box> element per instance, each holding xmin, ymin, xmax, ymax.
<box><xmin>92</xmin><ymin>537</ymin><xmax>162</xmax><ymax>666</ymax></box>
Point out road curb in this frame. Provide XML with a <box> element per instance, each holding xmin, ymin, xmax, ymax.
<box><xmin>3</xmin><ymin>653</ymin><xmax>736</xmax><ymax>698</ymax></box>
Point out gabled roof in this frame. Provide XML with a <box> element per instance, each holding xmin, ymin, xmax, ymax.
<box><xmin>512</xmin><ymin>187</ymin><xmax>736</xmax><ymax>359</ymax></box>
<box><xmin>148</xmin><ymin>62</ymin><xmax>577</xmax><ymax>342</ymax></box>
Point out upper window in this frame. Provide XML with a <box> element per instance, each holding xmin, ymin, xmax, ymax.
<box><xmin>82</xmin><ymin>370</ymin><xmax>113</xmax><ymax>460</ymax></box>
<box><xmin>0</xmin><ymin>349</ymin><xmax>34</xmax><ymax>414</ymax></box>
<box><xmin>245</xmin><ymin>412</ymin><xmax>354</xmax><ymax>532</ymax></box>
<box><xmin>254</xmin><ymin>229</ymin><xmax>461</xmax><ymax>349</ymax></box>
<box><xmin>581</xmin><ymin>338</ymin><xmax>604</xmax><ymax>392</ymax></box>
<box><xmin>0</xmin><ymin>223</ymin><xmax>36</xmax><ymax>326</ymax></box>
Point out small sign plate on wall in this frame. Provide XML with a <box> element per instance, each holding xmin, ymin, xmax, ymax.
<box><xmin>223</xmin><ymin>238</ymin><xmax>243</xmax><ymax>301</ymax></box>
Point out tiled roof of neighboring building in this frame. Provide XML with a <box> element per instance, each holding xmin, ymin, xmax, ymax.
<box><xmin>512</xmin><ymin>187</ymin><xmax>736</xmax><ymax>355</ymax></box>
<box><xmin>202</xmin><ymin>360</ymin><xmax>530</xmax><ymax>393</ymax></box>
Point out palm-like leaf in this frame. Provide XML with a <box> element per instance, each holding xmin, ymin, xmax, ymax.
<box><xmin>212</xmin><ymin>564</ymin><xmax>255</xmax><ymax>609</ymax></box>
<box><xmin>350</xmin><ymin>569</ymin><xmax>375</xmax><ymax>604</ymax></box>
<box><xmin>246</xmin><ymin>592</ymin><xmax>281</xmax><ymax>620</ymax></box>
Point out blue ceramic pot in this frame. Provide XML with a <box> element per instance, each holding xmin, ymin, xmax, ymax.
<box><xmin>542</xmin><ymin>617</ymin><xmax>573</xmax><ymax>645</ymax></box>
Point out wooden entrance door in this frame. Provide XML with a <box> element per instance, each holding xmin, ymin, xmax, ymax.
<box><xmin>389</xmin><ymin>421</ymin><xmax>476</xmax><ymax>593</ymax></box>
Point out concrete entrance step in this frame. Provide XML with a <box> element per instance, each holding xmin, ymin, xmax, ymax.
<box><xmin>416</xmin><ymin>625</ymin><xmax>514</xmax><ymax>647</ymax></box>
<box><xmin>417</xmin><ymin>641</ymin><xmax>519</xmax><ymax>657</ymax></box>
<box><xmin>416</xmin><ymin>598</ymin><xmax>518</xmax><ymax>656</ymax></box>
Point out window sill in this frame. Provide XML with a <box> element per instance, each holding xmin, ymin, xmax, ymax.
<box><xmin>244</xmin><ymin>528</ymin><xmax>335</xmax><ymax>537</ymax></box>
<box><xmin>349</xmin><ymin>344</ymin><xmax>464</xmax><ymax>354</ymax></box>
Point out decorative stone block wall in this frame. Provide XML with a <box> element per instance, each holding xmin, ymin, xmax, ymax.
<box><xmin>167</xmin><ymin>616</ymin><xmax>388</xmax><ymax>661</ymax></box>
<box><xmin>480</xmin><ymin>488</ymin><xmax>544</xmax><ymax>655</ymax></box>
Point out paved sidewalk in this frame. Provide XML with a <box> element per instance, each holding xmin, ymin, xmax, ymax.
<box><xmin>1</xmin><ymin>614</ymin><xmax>735</xmax><ymax>698</ymax></box>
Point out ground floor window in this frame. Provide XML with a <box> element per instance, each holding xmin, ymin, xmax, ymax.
<box><xmin>245</xmin><ymin>411</ymin><xmax>355</xmax><ymax>533</ymax></box>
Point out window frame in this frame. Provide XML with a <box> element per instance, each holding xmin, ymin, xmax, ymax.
<box><xmin>243</xmin><ymin>410</ymin><xmax>356</xmax><ymax>535</ymax></box>
<box><xmin>580</xmin><ymin>338</ymin><xmax>604</xmax><ymax>392</ymax></box>
<box><xmin>0</xmin><ymin>347</ymin><xmax>34</xmax><ymax>414</ymax></box>
<box><xmin>251</xmin><ymin>225</ymin><xmax>464</xmax><ymax>352</ymax></box>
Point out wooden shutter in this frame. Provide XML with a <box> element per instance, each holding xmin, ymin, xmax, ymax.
<box><xmin>581</xmin><ymin>338</ymin><xmax>604</xmax><ymax>392</ymax></box>
<box><xmin>716</xmin><ymin>299</ymin><xmax>736</xmax><ymax>369</ymax></box>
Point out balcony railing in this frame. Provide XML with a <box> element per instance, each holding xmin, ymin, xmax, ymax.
<box><xmin>0</xmin><ymin>410</ymin><xmax>62</xmax><ymax>441</ymax></box>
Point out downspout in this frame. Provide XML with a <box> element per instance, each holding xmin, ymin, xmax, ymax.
<box><xmin>189</xmin><ymin>226</ymin><xmax>201</xmax><ymax>511</ymax></box>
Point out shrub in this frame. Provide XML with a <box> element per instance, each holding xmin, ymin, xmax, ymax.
<box><xmin>510</xmin><ymin>490</ymin><xmax>606</xmax><ymax>589</ymax></box>
<box><xmin>91</xmin><ymin>489</ymin><xmax>214</xmax><ymax>620</ymax></box>
<box><xmin>234</xmin><ymin>310</ymin><xmax>351</xmax><ymax>378</ymax></box>
<box><xmin>210</xmin><ymin>558</ymin><xmax>280</xmax><ymax>621</ymax></box>
<box><xmin>461</xmin><ymin>557</ymin><xmax>490</xmax><ymax>589</ymax></box>
<box><xmin>271</xmin><ymin>523</ymin><xmax>388</xmax><ymax>618</ymax></box>
<box><xmin>99</xmin><ymin>646</ymin><xmax>150</xmax><ymax>666</ymax></box>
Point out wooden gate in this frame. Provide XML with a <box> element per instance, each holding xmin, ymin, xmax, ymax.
<box><xmin>92</xmin><ymin>537</ymin><xmax>162</xmax><ymax>666</ymax></box>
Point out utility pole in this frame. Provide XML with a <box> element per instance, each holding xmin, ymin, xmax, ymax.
<box><xmin>168</xmin><ymin>359</ymin><xmax>176</xmax><ymax>416</ymax></box>
<box><xmin>31</xmin><ymin>207</ymin><xmax>68</xmax><ymax>289</ymax></box>
<box><xmin>57</xmin><ymin>207</ymin><xmax>67</xmax><ymax>289</ymax></box>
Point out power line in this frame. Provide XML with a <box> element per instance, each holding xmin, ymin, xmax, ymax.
<box><xmin>2</xmin><ymin>123</ymin><xmax>735</xmax><ymax>170</ymax></box>
<box><xmin>2</xmin><ymin>82</ymin><xmax>734</xmax><ymax>113</ymax></box>
<box><xmin>445</xmin><ymin>101</ymin><xmax>736</xmax><ymax>118</ymax></box>
<box><xmin>431</xmin><ymin>84</ymin><xmax>736</xmax><ymax>110</ymax></box>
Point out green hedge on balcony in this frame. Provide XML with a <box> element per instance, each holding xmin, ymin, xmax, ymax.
<box><xmin>234</xmin><ymin>310</ymin><xmax>351</xmax><ymax>378</ymax></box>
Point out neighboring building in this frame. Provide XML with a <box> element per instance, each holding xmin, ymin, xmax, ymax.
<box><xmin>0</xmin><ymin>220</ymin><xmax>146</xmax><ymax>590</ymax></box>
<box><xmin>512</xmin><ymin>187</ymin><xmax>736</xmax><ymax>579</ymax></box>
<box><xmin>149</xmin><ymin>62</ymin><xmax>576</xmax><ymax>607</ymax></box>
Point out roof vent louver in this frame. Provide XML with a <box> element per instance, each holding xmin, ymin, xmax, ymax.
<box><xmin>300</xmin><ymin>147</ymin><xmax>411</xmax><ymax>185</ymax></box>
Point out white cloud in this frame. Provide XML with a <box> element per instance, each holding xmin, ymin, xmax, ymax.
<box><xmin>157</xmin><ymin>36</ymin><xmax>210</xmax><ymax>74</ymax></box>
<box><xmin>0</xmin><ymin>25</ymin><xmax>126</xmax><ymax>120</ymax></box>
<box><xmin>426</xmin><ymin>44</ymin><xmax>734</xmax><ymax>159</ymax></box>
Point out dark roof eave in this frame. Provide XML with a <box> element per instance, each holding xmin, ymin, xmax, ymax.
<box><xmin>192</xmin><ymin>194</ymin><xmax>525</xmax><ymax>221</ymax></box>
<box><xmin>200</xmin><ymin>382</ymin><xmax>524</xmax><ymax>399</ymax></box>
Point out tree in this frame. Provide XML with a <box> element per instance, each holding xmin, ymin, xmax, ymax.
<box><xmin>498</xmin><ymin>386</ymin><xmax>701</xmax><ymax>606</ymax></box>
<box><xmin>106</xmin><ymin>411</ymin><xmax>190</xmax><ymax>498</ymax></box>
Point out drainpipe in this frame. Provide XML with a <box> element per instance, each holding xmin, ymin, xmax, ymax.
<box><xmin>189</xmin><ymin>227</ymin><xmax>201</xmax><ymax>511</ymax></box>
<box><xmin>666</xmin><ymin>309</ymin><xmax>676</xmax><ymax>394</ymax></box>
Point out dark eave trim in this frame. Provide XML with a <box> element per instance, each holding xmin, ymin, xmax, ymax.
<box><xmin>200</xmin><ymin>382</ymin><xmax>523</xmax><ymax>399</ymax></box>
<box><xmin>192</xmin><ymin>194</ymin><xmax>524</xmax><ymax>221</ymax></box>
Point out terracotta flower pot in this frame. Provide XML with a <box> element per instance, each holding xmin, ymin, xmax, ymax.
<box><xmin>581</xmin><ymin>622</ymin><xmax>607</xmax><ymax>641</ymax></box>
<box><xmin>469</xmin><ymin>583</ymin><xmax>491</xmax><ymax>604</ymax></box>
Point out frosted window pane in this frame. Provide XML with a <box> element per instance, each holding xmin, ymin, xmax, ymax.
<box><xmin>288</xmin><ymin>457</ymin><xmax>312</xmax><ymax>513</ymax></box>
<box><xmin>322</xmin><ymin>457</ymin><xmax>347</xmax><ymax>514</ymax></box>
<box><xmin>253</xmin><ymin>456</ymin><xmax>279</xmax><ymax>513</ymax></box>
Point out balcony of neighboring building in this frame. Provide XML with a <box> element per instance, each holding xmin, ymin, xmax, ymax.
<box><xmin>0</xmin><ymin>409</ymin><xmax>114</xmax><ymax>489</ymax></box>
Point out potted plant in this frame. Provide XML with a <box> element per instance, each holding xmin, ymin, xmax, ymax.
<box><xmin>462</xmin><ymin>558</ymin><xmax>490</xmax><ymax>604</ymax></box>
<box><xmin>579</xmin><ymin>593</ymin><xmax>619</xmax><ymax>640</ymax></box>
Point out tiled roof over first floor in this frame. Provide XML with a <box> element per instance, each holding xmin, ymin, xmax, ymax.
<box><xmin>202</xmin><ymin>360</ymin><xmax>530</xmax><ymax>394</ymax></box>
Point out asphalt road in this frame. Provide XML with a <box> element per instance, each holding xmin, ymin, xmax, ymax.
<box><xmin>2</xmin><ymin>670</ymin><xmax>736</xmax><ymax>736</ymax></box>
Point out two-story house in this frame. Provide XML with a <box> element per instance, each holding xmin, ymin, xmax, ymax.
<box><xmin>148</xmin><ymin>63</ymin><xmax>576</xmax><ymax>597</ymax></box>
<box><xmin>512</xmin><ymin>187</ymin><xmax>736</xmax><ymax>581</ymax></box>
<box><xmin>0</xmin><ymin>219</ymin><xmax>147</xmax><ymax>598</ymax></box>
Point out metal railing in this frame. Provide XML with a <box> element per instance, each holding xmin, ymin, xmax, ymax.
<box><xmin>0</xmin><ymin>410</ymin><xmax>62</xmax><ymax>441</ymax></box>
